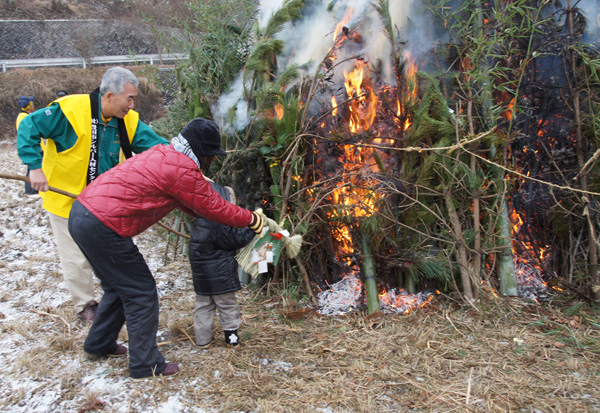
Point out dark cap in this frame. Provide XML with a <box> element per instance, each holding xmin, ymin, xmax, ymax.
<box><xmin>180</xmin><ymin>118</ymin><xmax>226</xmax><ymax>157</ymax></box>
<box><xmin>18</xmin><ymin>96</ymin><xmax>34</xmax><ymax>110</ymax></box>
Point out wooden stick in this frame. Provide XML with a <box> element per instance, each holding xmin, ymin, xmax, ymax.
<box><xmin>156</xmin><ymin>221</ymin><xmax>190</xmax><ymax>239</ymax></box>
<box><xmin>157</xmin><ymin>337</ymin><xmax>189</xmax><ymax>346</ymax></box>
<box><xmin>0</xmin><ymin>172</ymin><xmax>78</xmax><ymax>198</ymax></box>
<box><xmin>0</xmin><ymin>172</ymin><xmax>190</xmax><ymax>239</ymax></box>
<box><xmin>32</xmin><ymin>310</ymin><xmax>72</xmax><ymax>335</ymax></box>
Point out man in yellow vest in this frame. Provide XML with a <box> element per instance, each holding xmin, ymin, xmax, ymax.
<box><xmin>16</xmin><ymin>96</ymin><xmax>38</xmax><ymax>196</ymax></box>
<box><xmin>17</xmin><ymin>66</ymin><xmax>169</xmax><ymax>323</ymax></box>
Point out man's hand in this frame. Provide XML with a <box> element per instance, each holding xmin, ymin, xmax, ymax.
<box><xmin>29</xmin><ymin>168</ymin><xmax>49</xmax><ymax>192</ymax></box>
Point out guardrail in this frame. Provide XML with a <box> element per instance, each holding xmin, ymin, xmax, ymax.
<box><xmin>1</xmin><ymin>53</ymin><xmax>188</xmax><ymax>72</ymax></box>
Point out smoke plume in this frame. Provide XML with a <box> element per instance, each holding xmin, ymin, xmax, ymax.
<box><xmin>213</xmin><ymin>0</ymin><xmax>424</xmax><ymax>132</ymax></box>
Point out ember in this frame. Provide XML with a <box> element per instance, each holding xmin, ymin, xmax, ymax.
<box><xmin>317</xmin><ymin>273</ymin><xmax>363</xmax><ymax>316</ymax></box>
<box><xmin>317</xmin><ymin>273</ymin><xmax>435</xmax><ymax>316</ymax></box>
<box><xmin>514</xmin><ymin>259</ymin><xmax>549</xmax><ymax>302</ymax></box>
<box><xmin>509</xmin><ymin>201</ymin><xmax>552</xmax><ymax>301</ymax></box>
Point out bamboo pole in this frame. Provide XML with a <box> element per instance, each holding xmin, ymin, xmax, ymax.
<box><xmin>360</xmin><ymin>230</ymin><xmax>380</xmax><ymax>315</ymax></box>
<box><xmin>295</xmin><ymin>258</ymin><xmax>318</xmax><ymax>306</ymax></box>
<box><xmin>444</xmin><ymin>187</ymin><xmax>474</xmax><ymax>300</ymax></box>
<box><xmin>568</xmin><ymin>0</ymin><xmax>600</xmax><ymax>298</ymax></box>
<box><xmin>498</xmin><ymin>197</ymin><xmax>518</xmax><ymax>296</ymax></box>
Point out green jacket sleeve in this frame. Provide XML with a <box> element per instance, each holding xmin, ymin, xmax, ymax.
<box><xmin>16</xmin><ymin>104</ymin><xmax>75</xmax><ymax>170</ymax></box>
<box><xmin>131</xmin><ymin>121</ymin><xmax>169</xmax><ymax>153</ymax></box>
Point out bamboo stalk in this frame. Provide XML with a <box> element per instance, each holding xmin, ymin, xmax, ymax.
<box><xmin>295</xmin><ymin>258</ymin><xmax>318</xmax><ymax>306</ymax></box>
<box><xmin>360</xmin><ymin>230</ymin><xmax>380</xmax><ymax>315</ymax></box>
<box><xmin>465</xmin><ymin>98</ymin><xmax>482</xmax><ymax>300</ymax></box>
<box><xmin>444</xmin><ymin>187</ymin><xmax>474</xmax><ymax>300</ymax></box>
<box><xmin>498</xmin><ymin>197</ymin><xmax>517</xmax><ymax>296</ymax></box>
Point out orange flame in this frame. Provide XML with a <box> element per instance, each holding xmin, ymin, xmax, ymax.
<box><xmin>404</xmin><ymin>51</ymin><xmax>419</xmax><ymax>102</ymax></box>
<box><xmin>274</xmin><ymin>102</ymin><xmax>284</xmax><ymax>120</ymax></box>
<box><xmin>502</xmin><ymin>97</ymin><xmax>515</xmax><ymax>120</ymax></box>
<box><xmin>333</xmin><ymin>8</ymin><xmax>353</xmax><ymax>41</ymax></box>
<box><xmin>508</xmin><ymin>200</ymin><xmax>551</xmax><ymax>295</ymax></box>
<box><xmin>343</xmin><ymin>61</ymin><xmax>378</xmax><ymax>134</ymax></box>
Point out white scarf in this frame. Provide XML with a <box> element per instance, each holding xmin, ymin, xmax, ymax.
<box><xmin>171</xmin><ymin>133</ymin><xmax>201</xmax><ymax>170</ymax></box>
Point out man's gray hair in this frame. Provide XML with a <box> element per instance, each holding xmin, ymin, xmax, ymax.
<box><xmin>99</xmin><ymin>66</ymin><xmax>139</xmax><ymax>96</ymax></box>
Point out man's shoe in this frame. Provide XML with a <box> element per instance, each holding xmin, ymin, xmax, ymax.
<box><xmin>132</xmin><ymin>362</ymin><xmax>180</xmax><ymax>379</ymax></box>
<box><xmin>79</xmin><ymin>301</ymin><xmax>99</xmax><ymax>322</ymax></box>
<box><xmin>108</xmin><ymin>345</ymin><xmax>128</xmax><ymax>358</ymax></box>
<box><xmin>162</xmin><ymin>362</ymin><xmax>179</xmax><ymax>376</ymax></box>
<box><xmin>224</xmin><ymin>330</ymin><xmax>240</xmax><ymax>346</ymax></box>
<box><xmin>84</xmin><ymin>344</ymin><xmax>128</xmax><ymax>361</ymax></box>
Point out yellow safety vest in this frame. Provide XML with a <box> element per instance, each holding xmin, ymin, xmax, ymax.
<box><xmin>15</xmin><ymin>112</ymin><xmax>28</xmax><ymax>130</ymax></box>
<box><xmin>41</xmin><ymin>94</ymin><xmax>139</xmax><ymax>218</ymax></box>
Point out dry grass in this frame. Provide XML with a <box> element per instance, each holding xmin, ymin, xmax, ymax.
<box><xmin>4</xmin><ymin>283</ymin><xmax>600</xmax><ymax>411</ymax></box>
<box><xmin>0</xmin><ymin>141</ymin><xmax>599</xmax><ymax>411</ymax></box>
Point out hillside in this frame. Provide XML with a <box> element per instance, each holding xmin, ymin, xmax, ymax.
<box><xmin>0</xmin><ymin>0</ymin><xmax>189</xmax><ymax>22</ymax></box>
<box><xmin>0</xmin><ymin>0</ymin><xmax>192</xmax><ymax>141</ymax></box>
<box><xmin>0</xmin><ymin>66</ymin><xmax>172</xmax><ymax>141</ymax></box>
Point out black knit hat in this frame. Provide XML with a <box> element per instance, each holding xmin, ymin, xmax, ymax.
<box><xmin>180</xmin><ymin>118</ymin><xmax>226</xmax><ymax>157</ymax></box>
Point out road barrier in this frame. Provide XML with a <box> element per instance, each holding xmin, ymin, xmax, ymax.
<box><xmin>1</xmin><ymin>53</ymin><xmax>188</xmax><ymax>72</ymax></box>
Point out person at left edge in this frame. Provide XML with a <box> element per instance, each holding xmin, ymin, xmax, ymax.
<box><xmin>15</xmin><ymin>96</ymin><xmax>38</xmax><ymax>196</ymax></box>
<box><xmin>16</xmin><ymin>66</ymin><xmax>169</xmax><ymax>323</ymax></box>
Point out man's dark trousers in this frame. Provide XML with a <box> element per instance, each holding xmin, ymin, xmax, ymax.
<box><xmin>68</xmin><ymin>200</ymin><xmax>166</xmax><ymax>378</ymax></box>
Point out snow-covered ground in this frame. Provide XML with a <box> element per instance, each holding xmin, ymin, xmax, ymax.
<box><xmin>0</xmin><ymin>141</ymin><xmax>208</xmax><ymax>412</ymax></box>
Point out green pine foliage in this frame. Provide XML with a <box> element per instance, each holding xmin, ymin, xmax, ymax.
<box><xmin>153</xmin><ymin>0</ymin><xmax>600</xmax><ymax>301</ymax></box>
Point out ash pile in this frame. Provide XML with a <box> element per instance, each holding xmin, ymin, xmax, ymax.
<box><xmin>515</xmin><ymin>260</ymin><xmax>550</xmax><ymax>302</ymax></box>
<box><xmin>317</xmin><ymin>273</ymin><xmax>435</xmax><ymax>316</ymax></box>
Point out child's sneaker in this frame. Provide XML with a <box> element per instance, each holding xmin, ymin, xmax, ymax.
<box><xmin>224</xmin><ymin>330</ymin><xmax>240</xmax><ymax>346</ymax></box>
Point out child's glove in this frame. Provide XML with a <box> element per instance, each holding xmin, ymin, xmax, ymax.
<box><xmin>249</xmin><ymin>208</ymin><xmax>266</xmax><ymax>234</ymax></box>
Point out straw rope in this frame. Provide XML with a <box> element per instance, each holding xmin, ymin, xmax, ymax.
<box><xmin>336</xmin><ymin>127</ymin><xmax>600</xmax><ymax>198</ymax></box>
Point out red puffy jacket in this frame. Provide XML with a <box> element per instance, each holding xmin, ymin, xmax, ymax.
<box><xmin>77</xmin><ymin>144</ymin><xmax>253</xmax><ymax>238</ymax></box>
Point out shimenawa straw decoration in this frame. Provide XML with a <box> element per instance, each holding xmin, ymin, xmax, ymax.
<box><xmin>236</xmin><ymin>215</ymin><xmax>303</xmax><ymax>278</ymax></box>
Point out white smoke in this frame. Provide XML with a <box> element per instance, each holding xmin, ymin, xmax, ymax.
<box><xmin>213</xmin><ymin>0</ymin><xmax>599</xmax><ymax>133</ymax></box>
<box><xmin>278</xmin><ymin>1</ymin><xmax>336</xmax><ymax>76</ymax></box>
<box><xmin>213</xmin><ymin>0</ymin><xmax>426</xmax><ymax>132</ymax></box>
<box><xmin>578</xmin><ymin>0</ymin><xmax>600</xmax><ymax>37</ymax></box>
<box><xmin>257</xmin><ymin>0</ymin><xmax>286</xmax><ymax>27</ymax></box>
<box><xmin>212</xmin><ymin>74</ymin><xmax>249</xmax><ymax>136</ymax></box>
